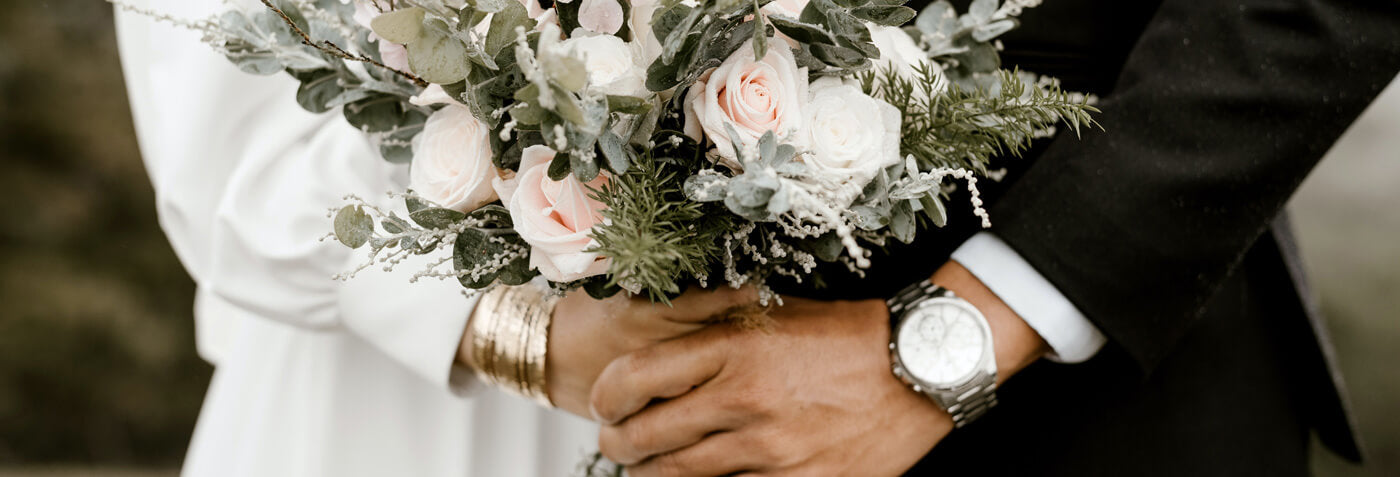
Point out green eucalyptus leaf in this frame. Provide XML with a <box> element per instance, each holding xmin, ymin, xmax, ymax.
<box><xmin>597</xmin><ymin>130</ymin><xmax>631</xmax><ymax>173</ymax></box>
<box><xmin>511</xmin><ymin>100</ymin><xmax>547</xmax><ymax>125</ymax></box>
<box><xmin>804</xmin><ymin>233</ymin><xmax>844</xmax><ymax>262</ymax></box>
<box><xmin>547</xmin><ymin>152</ymin><xmax>573</xmax><ymax>180</ymax></box>
<box><xmin>410</xmin><ymin>207</ymin><xmax>469</xmax><ymax>229</ymax></box>
<box><xmin>849</xmin><ymin>204</ymin><xmax>890</xmax><ymax>230</ymax></box>
<box><xmin>810</xmin><ymin>43</ymin><xmax>867</xmax><ymax>68</ymax></box>
<box><xmin>495</xmin><ymin>235</ymin><xmax>539</xmax><ymax>285</ymax></box>
<box><xmin>370</xmin><ymin>7</ymin><xmax>427</xmax><ymax>44</ymax></box>
<box><xmin>453</xmin><ymin>229</ymin><xmax>500</xmax><ymax>288</ymax></box>
<box><xmin>485</xmin><ymin>0</ymin><xmax>532</xmax><ymax>57</ymax></box>
<box><xmin>968</xmin><ymin>0</ymin><xmax>997</xmax><ymax>22</ymax></box>
<box><xmin>472</xmin><ymin>0</ymin><xmax>513</xmax><ymax>14</ymax></box>
<box><xmin>406</xmin><ymin>195</ymin><xmax>432</xmax><ymax>213</ymax></box>
<box><xmin>343</xmin><ymin>95</ymin><xmax>410</xmax><ymax>132</ymax></box>
<box><xmin>952</xmin><ymin>42</ymin><xmax>999</xmax><ymax>74</ymax></box>
<box><xmin>382</xmin><ymin>214</ymin><xmax>411</xmax><ymax>234</ymax></box>
<box><xmin>333</xmin><ymin>205</ymin><xmax>373</xmax><ymax>248</ymax></box>
<box><xmin>683</xmin><ymin>173</ymin><xmax>729</xmax><ymax>202</ymax></box>
<box><xmin>769</xmin><ymin>17</ymin><xmax>838</xmax><ymax>45</ymax></box>
<box><xmin>972</xmin><ymin>18</ymin><xmax>1017</xmax><ymax>42</ymax></box>
<box><xmin>458</xmin><ymin>4</ymin><xmax>484</xmax><ymax>28</ymax></box>
<box><xmin>551</xmin><ymin>85</ymin><xmax>587</xmax><ymax>124</ymax></box>
<box><xmin>890</xmin><ymin>199</ymin><xmax>916</xmax><ymax>243</ymax></box>
<box><xmin>380</xmin><ymin>141</ymin><xmax>414</xmax><ymax>164</ymax></box>
<box><xmin>757</xmin><ymin>131</ymin><xmax>777</xmax><ymax>166</ymax></box>
<box><xmin>919</xmin><ymin>194</ymin><xmax>948</xmax><ymax>227</ymax></box>
<box><xmin>606</xmin><ymin>95</ymin><xmax>651</xmax><ymax>115</ymax></box>
<box><xmin>646</xmin><ymin>52</ymin><xmax>686</xmax><ymax>91</ymax></box>
<box><xmin>728</xmin><ymin>173</ymin><xmax>780</xmax><ymax>208</ymax></box>
<box><xmin>660</xmin><ymin>8</ymin><xmax>702</xmax><ymax>65</ymax></box>
<box><xmin>915</xmin><ymin>1</ymin><xmax>955</xmax><ymax>35</ymax></box>
<box><xmin>407</xmin><ymin>25</ymin><xmax>474</xmax><ymax>84</ymax></box>
<box><xmin>294</xmin><ymin>69</ymin><xmax>344</xmax><ymax>113</ymax></box>
<box><xmin>650</xmin><ymin>3</ymin><xmax>693</xmax><ymax>42</ymax></box>
<box><xmin>546</xmin><ymin>55</ymin><xmax>589</xmax><ymax>93</ymax></box>
<box><xmin>850</xmin><ymin>5</ymin><xmax>916</xmax><ymax>26</ymax></box>
<box><xmin>571</xmin><ymin>152</ymin><xmax>601</xmax><ymax>182</ymax></box>
<box><xmin>469</xmin><ymin>204</ymin><xmax>514</xmax><ymax>227</ymax></box>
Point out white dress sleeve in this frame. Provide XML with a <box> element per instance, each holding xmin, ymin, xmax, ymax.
<box><xmin>116</xmin><ymin>0</ymin><xmax>479</xmax><ymax>394</ymax></box>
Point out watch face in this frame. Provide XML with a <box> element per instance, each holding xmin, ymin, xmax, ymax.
<box><xmin>896</xmin><ymin>298</ymin><xmax>987</xmax><ymax>386</ymax></box>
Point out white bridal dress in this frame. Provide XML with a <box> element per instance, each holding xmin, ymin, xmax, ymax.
<box><xmin>116</xmin><ymin>1</ymin><xmax>598</xmax><ymax>475</ymax></box>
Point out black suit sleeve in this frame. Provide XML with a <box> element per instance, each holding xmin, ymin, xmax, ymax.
<box><xmin>990</xmin><ymin>0</ymin><xmax>1400</xmax><ymax>373</ymax></box>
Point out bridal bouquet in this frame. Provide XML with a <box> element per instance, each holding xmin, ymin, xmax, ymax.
<box><xmin>121</xmin><ymin>0</ymin><xmax>1095</xmax><ymax>302</ymax></box>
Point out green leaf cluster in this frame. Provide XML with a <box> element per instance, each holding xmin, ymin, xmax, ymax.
<box><xmin>912</xmin><ymin>0</ymin><xmax>1025</xmax><ymax>88</ymax></box>
<box><xmin>644</xmin><ymin>0</ymin><xmax>767</xmax><ymax>92</ymax></box>
<box><xmin>864</xmin><ymin>66</ymin><xmax>1098</xmax><ymax>174</ymax></box>
<box><xmin>770</xmin><ymin>0</ymin><xmax>915</xmax><ymax>72</ymax></box>
<box><xmin>683</xmin><ymin>130</ymin><xmax>802</xmax><ymax>221</ymax></box>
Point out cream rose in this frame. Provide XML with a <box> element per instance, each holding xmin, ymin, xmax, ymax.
<box><xmin>683</xmin><ymin>40</ymin><xmax>808</xmax><ymax>161</ymax></box>
<box><xmin>407</xmin><ymin>86</ymin><xmax>500</xmax><ymax>212</ymax></box>
<box><xmin>558</xmin><ymin>33</ymin><xmax>649</xmax><ymax>96</ymax></box>
<box><xmin>869</xmin><ymin>25</ymin><xmax>947</xmax><ymax>96</ymax></box>
<box><xmin>493</xmin><ymin>146</ymin><xmax>611</xmax><ymax>282</ymax></box>
<box><xmin>800</xmin><ymin>77</ymin><xmax>902</xmax><ymax>204</ymax></box>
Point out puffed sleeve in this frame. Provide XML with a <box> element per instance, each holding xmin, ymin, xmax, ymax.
<box><xmin>116</xmin><ymin>0</ymin><xmax>480</xmax><ymax>394</ymax></box>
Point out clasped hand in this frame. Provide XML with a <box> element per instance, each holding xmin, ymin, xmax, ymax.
<box><xmin>551</xmin><ymin>290</ymin><xmax>953</xmax><ymax>477</ymax></box>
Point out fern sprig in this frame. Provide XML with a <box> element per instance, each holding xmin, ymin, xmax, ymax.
<box><xmin>863</xmin><ymin>65</ymin><xmax>1100</xmax><ymax>173</ymax></box>
<box><xmin>588</xmin><ymin>151</ymin><xmax>734</xmax><ymax>303</ymax></box>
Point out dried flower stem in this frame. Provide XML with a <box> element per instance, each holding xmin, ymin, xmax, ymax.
<box><xmin>257</xmin><ymin>0</ymin><xmax>429</xmax><ymax>87</ymax></box>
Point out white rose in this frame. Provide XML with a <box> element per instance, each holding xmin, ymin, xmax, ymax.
<box><xmin>800</xmin><ymin>77</ymin><xmax>902</xmax><ymax>204</ymax></box>
<box><xmin>558</xmin><ymin>33</ymin><xmax>649</xmax><ymax>97</ymax></box>
<box><xmin>869</xmin><ymin>25</ymin><xmax>947</xmax><ymax>96</ymax></box>
<box><xmin>492</xmin><ymin>146</ymin><xmax>612</xmax><ymax>282</ymax></box>
<box><xmin>408</xmin><ymin>89</ymin><xmax>501</xmax><ymax>212</ymax></box>
<box><xmin>683</xmin><ymin>40</ymin><xmax>808</xmax><ymax>160</ymax></box>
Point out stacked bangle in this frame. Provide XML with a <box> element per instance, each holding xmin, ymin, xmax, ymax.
<box><xmin>467</xmin><ymin>284</ymin><xmax>556</xmax><ymax>408</ymax></box>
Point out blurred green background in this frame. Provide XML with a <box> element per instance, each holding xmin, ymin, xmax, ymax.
<box><xmin>0</xmin><ymin>1</ymin><xmax>1395</xmax><ymax>475</ymax></box>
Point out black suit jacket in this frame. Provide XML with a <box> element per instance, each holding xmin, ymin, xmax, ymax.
<box><xmin>780</xmin><ymin>0</ymin><xmax>1399</xmax><ymax>473</ymax></box>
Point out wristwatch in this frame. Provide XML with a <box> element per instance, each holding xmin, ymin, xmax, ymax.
<box><xmin>886</xmin><ymin>279</ymin><xmax>998</xmax><ymax>428</ymax></box>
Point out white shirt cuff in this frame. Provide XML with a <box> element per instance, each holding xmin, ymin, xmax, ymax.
<box><xmin>950</xmin><ymin>232</ymin><xmax>1106</xmax><ymax>363</ymax></box>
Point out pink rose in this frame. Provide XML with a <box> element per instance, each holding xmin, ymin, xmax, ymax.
<box><xmin>408</xmin><ymin>85</ymin><xmax>501</xmax><ymax>212</ymax></box>
<box><xmin>493</xmin><ymin>146</ymin><xmax>612</xmax><ymax>282</ymax></box>
<box><xmin>683</xmin><ymin>40</ymin><xmax>808</xmax><ymax>160</ymax></box>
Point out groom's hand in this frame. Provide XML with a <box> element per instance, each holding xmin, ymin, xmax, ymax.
<box><xmin>589</xmin><ymin>297</ymin><xmax>948</xmax><ymax>476</ymax></box>
<box><xmin>589</xmin><ymin>262</ymin><xmax>1049</xmax><ymax>476</ymax></box>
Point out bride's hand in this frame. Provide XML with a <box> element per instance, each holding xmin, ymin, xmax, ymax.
<box><xmin>544</xmin><ymin>287</ymin><xmax>758</xmax><ymax>417</ymax></box>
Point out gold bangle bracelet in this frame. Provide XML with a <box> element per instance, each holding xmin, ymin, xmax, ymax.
<box><xmin>467</xmin><ymin>285</ymin><xmax>555</xmax><ymax>408</ymax></box>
